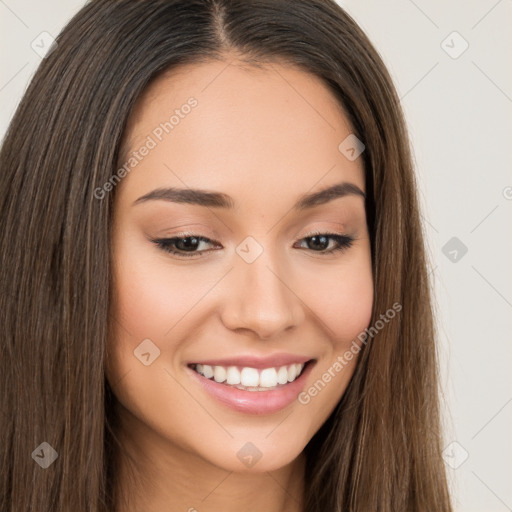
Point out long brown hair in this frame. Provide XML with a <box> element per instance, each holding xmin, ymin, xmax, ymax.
<box><xmin>0</xmin><ymin>1</ymin><xmax>452</xmax><ymax>510</ymax></box>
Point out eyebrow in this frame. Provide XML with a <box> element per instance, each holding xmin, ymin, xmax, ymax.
<box><xmin>132</xmin><ymin>181</ymin><xmax>366</xmax><ymax>211</ymax></box>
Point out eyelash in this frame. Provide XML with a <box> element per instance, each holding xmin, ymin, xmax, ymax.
<box><xmin>151</xmin><ymin>230</ymin><xmax>355</xmax><ymax>259</ymax></box>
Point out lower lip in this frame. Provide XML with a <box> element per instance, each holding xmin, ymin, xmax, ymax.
<box><xmin>186</xmin><ymin>361</ymin><xmax>315</xmax><ymax>414</ymax></box>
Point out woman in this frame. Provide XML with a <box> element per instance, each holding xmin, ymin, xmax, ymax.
<box><xmin>0</xmin><ymin>1</ymin><xmax>452</xmax><ymax>510</ymax></box>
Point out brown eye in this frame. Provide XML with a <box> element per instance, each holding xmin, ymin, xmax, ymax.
<box><xmin>295</xmin><ymin>232</ymin><xmax>354</xmax><ymax>255</ymax></box>
<box><xmin>152</xmin><ymin>234</ymin><xmax>218</xmax><ymax>258</ymax></box>
<box><xmin>152</xmin><ymin>231</ymin><xmax>355</xmax><ymax>259</ymax></box>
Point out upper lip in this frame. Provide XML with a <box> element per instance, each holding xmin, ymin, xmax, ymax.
<box><xmin>188</xmin><ymin>353</ymin><xmax>314</xmax><ymax>370</ymax></box>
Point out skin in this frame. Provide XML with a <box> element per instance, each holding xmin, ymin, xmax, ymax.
<box><xmin>105</xmin><ymin>55</ymin><xmax>374</xmax><ymax>512</ymax></box>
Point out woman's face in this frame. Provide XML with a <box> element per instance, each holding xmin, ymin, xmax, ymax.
<box><xmin>106</xmin><ymin>58</ymin><xmax>373</xmax><ymax>474</ymax></box>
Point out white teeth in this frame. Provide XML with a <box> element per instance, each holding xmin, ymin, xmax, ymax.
<box><xmin>259</xmin><ymin>368</ymin><xmax>278</xmax><ymax>388</ymax></box>
<box><xmin>193</xmin><ymin>362</ymin><xmax>306</xmax><ymax>389</ymax></box>
<box><xmin>213</xmin><ymin>366</ymin><xmax>227</xmax><ymax>383</ymax></box>
<box><xmin>287</xmin><ymin>364</ymin><xmax>297</xmax><ymax>382</ymax></box>
<box><xmin>226</xmin><ymin>366</ymin><xmax>241</xmax><ymax>385</ymax></box>
<box><xmin>202</xmin><ymin>364</ymin><xmax>213</xmax><ymax>379</ymax></box>
<box><xmin>240</xmin><ymin>367</ymin><xmax>259</xmax><ymax>387</ymax></box>
<box><xmin>276</xmin><ymin>366</ymin><xmax>288</xmax><ymax>385</ymax></box>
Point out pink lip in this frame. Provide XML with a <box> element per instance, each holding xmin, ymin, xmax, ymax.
<box><xmin>186</xmin><ymin>359</ymin><xmax>315</xmax><ymax>415</ymax></box>
<box><xmin>188</xmin><ymin>353</ymin><xmax>311</xmax><ymax>370</ymax></box>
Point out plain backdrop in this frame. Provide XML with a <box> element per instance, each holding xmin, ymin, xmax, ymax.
<box><xmin>1</xmin><ymin>1</ymin><xmax>511</xmax><ymax>511</ymax></box>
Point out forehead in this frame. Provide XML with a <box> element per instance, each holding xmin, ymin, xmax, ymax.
<box><xmin>117</xmin><ymin>59</ymin><xmax>365</xmax><ymax>207</ymax></box>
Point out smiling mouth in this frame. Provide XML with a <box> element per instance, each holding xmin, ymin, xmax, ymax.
<box><xmin>188</xmin><ymin>361</ymin><xmax>312</xmax><ymax>392</ymax></box>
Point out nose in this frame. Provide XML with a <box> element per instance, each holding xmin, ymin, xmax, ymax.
<box><xmin>219</xmin><ymin>245</ymin><xmax>306</xmax><ymax>340</ymax></box>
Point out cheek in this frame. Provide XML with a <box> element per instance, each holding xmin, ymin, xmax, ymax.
<box><xmin>105</xmin><ymin>244</ymin><xmax>217</xmax><ymax>453</ymax></box>
<box><xmin>106</xmin><ymin>234</ymin><xmax>227</xmax><ymax>413</ymax></box>
<box><xmin>111</xmin><ymin>249</ymin><xmax>216</xmax><ymax>343</ymax></box>
<box><xmin>297</xmin><ymin>250</ymin><xmax>374</xmax><ymax>347</ymax></box>
<box><xmin>315</xmin><ymin>277</ymin><xmax>373</xmax><ymax>344</ymax></box>
<box><xmin>291</xmin><ymin>251</ymin><xmax>373</xmax><ymax>425</ymax></box>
